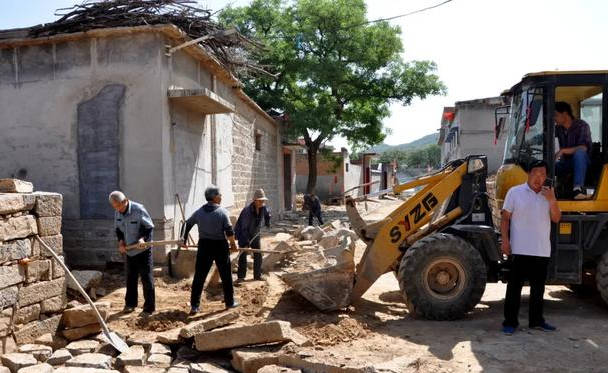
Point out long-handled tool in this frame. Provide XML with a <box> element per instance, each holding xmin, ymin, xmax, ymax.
<box><xmin>35</xmin><ymin>235</ymin><xmax>130</xmax><ymax>353</ymax></box>
<box><xmin>125</xmin><ymin>239</ymin><xmax>183</xmax><ymax>251</ymax></box>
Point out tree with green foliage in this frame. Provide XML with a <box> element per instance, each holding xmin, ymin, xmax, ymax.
<box><xmin>220</xmin><ymin>0</ymin><xmax>445</xmax><ymax>193</ymax></box>
<box><xmin>378</xmin><ymin>144</ymin><xmax>441</xmax><ymax>169</ymax></box>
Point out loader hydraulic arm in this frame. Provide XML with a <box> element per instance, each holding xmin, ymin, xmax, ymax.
<box><xmin>347</xmin><ymin>160</ymin><xmax>469</xmax><ymax>302</ymax></box>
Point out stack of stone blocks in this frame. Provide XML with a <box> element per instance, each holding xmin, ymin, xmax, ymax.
<box><xmin>0</xmin><ymin>179</ymin><xmax>66</xmax><ymax>354</ymax></box>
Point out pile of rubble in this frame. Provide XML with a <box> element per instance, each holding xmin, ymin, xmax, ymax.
<box><xmin>0</xmin><ymin>179</ymin><xmax>66</xmax><ymax>354</ymax></box>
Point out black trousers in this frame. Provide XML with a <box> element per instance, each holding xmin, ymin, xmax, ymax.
<box><xmin>503</xmin><ymin>254</ymin><xmax>550</xmax><ymax>328</ymax></box>
<box><xmin>308</xmin><ymin>210</ymin><xmax>324</xmax><ymax>226</ymax></box>
<box><xmin>237</xmin><ymin>237</ymin><xmax>262</xmax><ymax>280</ymax></box>
<box><xmin>191</xmin><ymin>239</ymin><xmax>234</xmax><ymax>308</ymax></box>
<box><xmin>125</xmin><ymin>249</ymin><xmax>155</xmax><ymax>312</ymax></box>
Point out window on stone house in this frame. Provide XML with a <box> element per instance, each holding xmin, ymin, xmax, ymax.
<box><xmin>345</xmin><ymin>163</ymin><xmax>349</xmax><ymax>172</ymax></box>
<box><xmin>255</xmin><ymin>130</ymin><xmax>263</xmax><ymax>151</ymax></box>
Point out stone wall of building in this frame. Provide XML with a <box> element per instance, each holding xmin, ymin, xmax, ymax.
<box><xmin>0</xmin><ymin>179</ymin><xmax>66</xmax><ymax>353</ymax></box>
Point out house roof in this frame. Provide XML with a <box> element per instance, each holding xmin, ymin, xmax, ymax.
<box><xmin>0</xmin><ymin>24</ymin><xmax>276</xmax><ymax>126</ymax></box>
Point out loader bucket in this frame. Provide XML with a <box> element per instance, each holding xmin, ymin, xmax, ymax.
<box><xmin>281</xmin><ymin>238</ymin><xmax>355</xmax><ymax>311</ymax></box>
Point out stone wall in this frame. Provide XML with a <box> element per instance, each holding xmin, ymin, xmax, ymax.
<box><xmin>0</xmin><ymin>179</ymin><xmax>66</xmax><ymax>353</ymax></box>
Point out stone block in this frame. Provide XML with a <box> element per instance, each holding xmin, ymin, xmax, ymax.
<box><xmin>149</xmin><ymin>342</ymin><xmax>171</xmax><ymax>355</ymax></box>
<box><xmin>53</xmin><ymin>368</ymin><xmax>120</xmax><ymax>373</ymax></box>
<box><xmin>67</xmin><ymin>270</ymin><xmax>102</xmax><ymax>291</ymax></box>
<box><xmin>16</xmin><ymin>363</ymin><xmax>53</xmax><ymax>373</ymax></box>
<box><xmin>62</xmin><ymin>301</ymin><xmax>110</xmax><ymax>328</ymax></box>
<box><xmin>0</xmin><ymin>179</ymin><xmax>33</xmax><ymax>193</ymax></box>
<box><xmin>190</xmin><ymin>362</ymin><xmax>232</xmax><ymax>373</ymax></box>
<box><xmin>124</xmin><ymin>367</ymin><xmax>166</xmax><ymax>373</ymax></box>
<box><xmin>33</xmin><ymin>192</ymin><xmax>62</xmax><ymax>217</ymax></box>
<box><xmin>179</xmin><ymin>309</ymin><xmax>239</xmax><ymax>338</ymax></box>
<box><xmin>62</xmin><ymin>323</ymin><xmax>102</xmax><ymax>341</ymax></box>
<box><xmin>25</xmin><ymin>259</ymin><xmax>51</xmax><ymax>283</ymax></box>
<box><xmin>0</xmin><ymin>215</ymin><xmax>38</xmax><ymax>241</ymax></box>
<box><xmin>117</xmin><ymin>345</ymin><xmax>145</xmax><ymax>366</ymax></box>
<box><xmin>194</xmin><ymin>321</ymin><xmax>309</xmax><ymax>352</ymax></box>
<box><xmin>17</xmin><ymin>344</ymin><xmax>52</xmax><ymax>362</ymax></box>
<box><xmin>231</xmin><ymin>350</ymin><xmax>280</xmax><ymax>373</ymax></box>
<box><xmin>318</xmin><ymin>235</ymin><xmax>339</xmax><ymax>249</ymax></box>
<box><xmin>0</xmin><ymin>239</ymin><xmax>31</xmax><ymax>263</ymax></box>
<box><xmin>14</xmin><ymin>304</ymin><xmax>40</xmax><ymax>325</ymax></box>
<box><xmin>167</xmin><ymin>366</ymin><xmax>190</xmax><ymax>373</ymax></box>
<box><xmin>65</xmin><ymin>353</ymin><xmax>112</xmax><ymax>370</ymax></box>
<box><xmin>0</xmin><ymin>265</ymin><xmax>25</xmax><ymax>287</ymax></box>
<box><xmin>65</xmin><ymin>340</ymin><xmax>100</xmax><ymax>356</ymax></box>
<box><xmin>17</xmin><ymin>278</ymin><xmax>64</xmax><ymax>307</ymax></box>
<box><xmin>126</xmin><ymin>331</ymin><xmax>157</xmax><ymax>348</ymax></box>
<box><xmin>40</xmin><ymin>295</ymin><xmax>66</xmax><ymax>314</ymax></box>
<box><xmin>147</xmin><ymin>353</ymin><xmax>172</xmax><ymax>367</ymax></box>
<box><xmin>0</xmin><ymin>368</ymin><xmax>7</xmax><ymax>373</ymax></box>
<box><xmin>156</xmin><ymin>327</ymin><xmax>182</xmax><ymax>345</ymax></box>
<box><xmin>34</xmin><ymin>234</ymin><xmax>63</xmax><ymax>258</ymax></box>
<box><xmin>0</xmin><ymin>193</ymin><xmax>35</xmax><ymax>215</ymax></box>
<box><xmin>257</xmin><ymin>365</ymin><xmax>302</xmax><ymax>373</ymax></box>
<box><xmin>13</xmin><ymin>315</ymin><xmax>62</xmax><ymax>345</ymax></box>
<box><xmin>0</xmin><ymin>353</ymin><xmax>37</xmax><ymax>373</ymax></box>
<box><xmin>1</xmin><ymin>335</ymin><xmax>17</xmax><ymax>354</ymax></box>
<box><xmin>36</xmin><ymin>216</ymin><xmax>61</xmax><ymax>237</ymax></box>
<box><xmin>261</xmin><ymin>241</ymin><xmax>293</xmax><ymax>273</ymax></box>
<box><xmin>0</xmin><ymin>308</ymin><xmax>11</xmax><ymax>337</ymax></box>
<box><xmin>299</xmin><ymin>226</ymin><xmax>324</xmax><ymax>241</ymax></box>
<box><xmin>46</xmin><ymin>348</ymin><xmax>72</xmax><ymax>365</ymax></box>
<box><xmin>0</xmin><ymin>285</ymin><xmax>18</xmax><ymax>309</ymax></box>
<box><xmin>51</xmin><ymin>255</ymin><xmax>65</xmax><ymax>279</ymax></box>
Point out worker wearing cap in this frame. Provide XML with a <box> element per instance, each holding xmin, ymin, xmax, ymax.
<box><xmin>234</xmin><ymin>189</ymin><xmax>271</xmax><ymax>282</ymax></box>
<box><xmin>182</xmin><ymin>186</ymin><xmax>239</xmax><ymax>315</ymax></box>
<box><xmin>109</xmin><ymin>191</ymin><xmax>155</xmax><ymax>316</ymax></box>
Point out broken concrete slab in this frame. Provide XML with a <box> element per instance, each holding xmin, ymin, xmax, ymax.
<box><xmin>179</xmin><ymin>309</ymin><xmax>239</xmax><ymax>338</ymax></box>
<box><xmin>17</xmin><ymin>344</ymin><xmax>52</xmax><ymax>362</ymax></box>
<box><xmin>150</xmin><ymin>342</ymin><xmax>171</xmax><ymax>355</ymax></box>
<box><xmin>147</xmin><ymin>353</ymin><xmax>172</xmax><ymax>367</ymax></box>
<box><xmin>0</xmin><ymin>179</ymin><xmax>33</xmax><ymax>193</ymax></box>
<box><xmin>257</xmin><ymin>365</ymin><xmax>302</xmax><ymax>373</ymax></box>
<box><xmin>194</xmin><ymin>321</ymin><xmax>309</xmax><ymax>352</ymax></box>
<box><xmin>0</xmin><ymin>353</ymin><xmax>37</xmax><ymax>373</ymax></box>
<box><xmin>65</xmin><ymin>353</ymin><xmax>112</xmax><ymax>370</ymax></box>
<box><xmin>32</xmin><ymin>192</ymin><xmax>62</xmax><ymax>217</ymax></box>
<box><xmin>62</xmin><ymin>323</ymin><xmax>102</xmax><ymax>340</ymax></box>
<box><xmin>117</xmin><ymin>345</ymin><xmax>146</xmax><ymax>366</ymax></box>
<box><xmin>53</xmin><ymin>368</ymin><xmax>121</xmax><ymax>373</ymax></box>
<box><xmin>67</xmin><ymin>270</ymin><xmax>103</xmax><ymax>292</ymax></box>
<box><xmin>46</xmin><ymin>348</ymin><xmax>72</xmax><ymax>366</ymax></box>
<box><xmin>62</xmin><ymin>301</ymin><xmax>109</xmax><ymax>328</ymax></box>
<box><xmin>190</xmin><ymin>362</ymin><xmax>231</xmax><ymax>373</ymax></box>
<box><xmin>65</xmin><ymin>340</ymin><xmax>100</xmax><ymax>356</ymax></box>
<box><xmin>17</xmin><ymin>363</ymin><xmax>53</xmax><ymax>373</ymax></box>
<box><xmin>0</xmin><ymin>215</ymin><xmax>38</xmax><ymax>242</ymax></box>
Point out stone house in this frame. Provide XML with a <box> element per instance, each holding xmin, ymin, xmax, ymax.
<box><xmin>0</xmin><ymin>24</ymin><xmax>287</xmax><ymax>267</ymax></box>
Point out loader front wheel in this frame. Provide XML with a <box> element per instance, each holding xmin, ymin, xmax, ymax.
<box><xmin>398</xmin><ymin>233</ymin><xmax>486</xmax><ymax>320</ymax></box>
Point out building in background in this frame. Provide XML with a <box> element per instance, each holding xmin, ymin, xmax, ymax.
<box><xmin>0</xmin><ymin>24</ymin><xmax>285</xmax><ymax>267</ymax></box>
<box><xmin>438</xmin><ymin>97</ymin><xmax>507</xmax><ymax>173</ymax></box>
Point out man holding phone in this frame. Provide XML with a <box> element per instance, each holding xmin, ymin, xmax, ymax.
<box><xmin>500</xmin><ymin>160</ymin><xmax>561</xmax><ymax>335</ymax></box>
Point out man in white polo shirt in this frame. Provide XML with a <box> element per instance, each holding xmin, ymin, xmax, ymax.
<box><xmin>501</xmin><ymin>160</ymin><xmax>561</xmax><ymax>335</ymax></box>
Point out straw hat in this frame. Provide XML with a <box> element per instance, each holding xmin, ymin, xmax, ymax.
<box><xmin>253</xmin><ymin>189</ymin><xmax>268</xmax><ymax>201</ymax></box>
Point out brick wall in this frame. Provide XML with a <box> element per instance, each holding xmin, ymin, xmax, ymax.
<box><xmin>231</xmin><ymin>111</ymin><xmax>280</xmax><ymax>214</ymax></box>
<box><xmin>0</xmin><ymin>179</ymin><xmax>67</xmax><ymax>352</ymax></box>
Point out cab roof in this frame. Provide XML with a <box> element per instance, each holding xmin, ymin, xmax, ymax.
<box><xmin>504</xmin><ymin>70</ymin><xmax>608</xmax><ymax>96</ymax></box>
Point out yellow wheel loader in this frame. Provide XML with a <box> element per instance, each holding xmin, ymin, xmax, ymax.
<box><xmin>297</xmin><ymin>70</ymin><xmax>608</xmax><ymax>320</ymax></box>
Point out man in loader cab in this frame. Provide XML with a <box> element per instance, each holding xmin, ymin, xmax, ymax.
<box><xmin>501</xmin><ymin>160</ymin><xmax>561</xmax><ymax>335</ymax></box>
<box><xmin>554</xmin><ymin>101</ymin><xmax>592</xmax><ymax>200</ymax></box>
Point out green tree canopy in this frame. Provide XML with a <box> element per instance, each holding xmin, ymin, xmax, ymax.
<box><xmin>378</xmin><ymin>144</ymin><xmax>441</xmax><ymax>169</ymax></box>
<box><xmin>220</xmin><ymin>0</ymin><xmax>445</xmax><ymax>192</ymax></box>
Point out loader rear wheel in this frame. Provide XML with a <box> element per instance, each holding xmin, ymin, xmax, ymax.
<box><xmin>398</xmin><ymin>233</ymin><xmax>486</xmax><ymax>320</ymax></box>
<box><xmin>595</xmin><ymin>252</ymin><xmax>608</xmax><ymax>305</ymax></box>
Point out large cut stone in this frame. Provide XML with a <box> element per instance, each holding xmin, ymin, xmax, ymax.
<box><xmin>33</xmin><ymin>192</ymin><xmax>63</xmax><ymax>217</ymax></box>
<box><xmin>147</xmin><ymin>353</ymin><xmax>172</xmax><ymax>367</ymax></box>
<box><xmin>0</xmin><ymin>265</ymin><xmax>25</xmax><ymax>288</ymax></box>
<box><xmin>33</xmin><ymin>234</ymin><xmax>63</xmax><ymax>258</ymax></box>
<box><xmin>34</xmin><ymin>333</ymin><xmax>67</xmax><ymax>350</ymax></box>
<box><xmin>67</xmin><ymin>270</ymin><xmax>103</xmax><ymax>291</ymax></box>
<box><xmin>318</xmin><ymin>235</ymin><xmax>339</xmax><ymax>249</ymax></box>
<box><xmin>0</xmin><ymin>353</ymin><xmax>37</xmax><ymax>373</ymax></box>
<box><xmin>117</xmin><ymin>345</ymin><xmax>145</xmax><ymax>366</ymax></box>
<box><xmin>54</xmin><ymin>368</ymin><xmax>121</xmax><ymax>373</ymax></box>
<box><xmin>0</xmin><ymin>335</ymin><xmax>18</xmax><ymax>354</ymax></box>
<box><xmin>65</xmin><ymin>353</ymin><xmax>112</xmax><ymax>370</ymax></box>
<box><xmin>36</xmin><ymin>216</ymin><xmax>61</xmax><ymax>236</ymax></box>
<box><xmin>0</xmin><ymin>285</ymin><xmax>18</xmax><ymax>309</ymax></box>
<box><xmin>13</xmin><ymin>315</ymin><xmax>62</xmax><ymax>345</ymax></box>
<box><xmin>124</xmin><ymin>367</ymin><xmax>167</xmax><ymax>373</ymax></box>
<box><xmin>40</xmin><ymin>295</ymin><xmax>66</xmax><ymax>314</ymax></box>
<box><xmin>46</xmin><ymin>348</ymin><xmax>72</xmax><ymax>365</ymax></box>
<box><xmin>0</xmin><ymin>215</ymin><xmax>37</xmax><ymax>241</ymax></box>
<box><xmin>231</xmin><ymin>350</ymin><xmax>281</xmax><ymax>373</ymax></box>
<box><xmin>14</xmin><ymin>304</ymin><xmax>40</xmax><ymax>325</ymax></box>
<box><xmin>51</xmin><ymin>255</ymin><xmax>65</xmax><ymax>278</ymax></box>
<box><xmin>0</xmin><ymin>193</ymin><xmax>35</xmax><ymax>215</ymax></box>
<box><xmin>0</xmin><ymin>179</ymin><xmax>33</xmax><ymax>193</ymax></box>
<box><xmin>150</xmin><ymin>342</ymin><xmax>171</xmax><ymax>355</ymax></box>
<box><xmin>62</xmin><ymin>323</ymin><xmax>102</xmax><ymax>340</ymax></box>
<box><xmin>65</xmin><ymin>340</ymin><xmax>100</xmax><ymax>356</ymax></box>
<box><xmin>299</xmin><ymin>226</ymin><xmax>324</xmax><ymax>241</ymax></box>
<box><xmin>156</xmin><ymin>327</ymin><xmax>182</xmax><ymax>345</ymax></box>
<box><xmin>0</xmin><ymin>239</ymin><xmax>31</xmax><ymax>262</ymax></box>
<box><xmin>190</xmin><ymin>362</ymin><xmax>231</xmax><ymax>373</ymax></box>
<box><xmin>179</xmin><ymin>309</ymin><xmax>239</xmax><ymax>338</ymax></box>
<box><xmin>257</xmin><ymin>365</ymin><xmax>302</xmax><ymax>373</ymax></box>
<box><xmin>15</xmin><ymin>363</ymin><xmax>53</xmax><ymax>373</ymax></box>
<box><xmin>194</xmin><ymin>321</ymin><xmax>309</xmax><ymax>351</ymax></box>
<box><xmin>62</xmin><ymin>301</ymin><xmax>110</xmax><ymax>328</ymax></box>
<box><xmin>18</xmin><ymin>344</ymin><xmax>52</xmax><ymax>362</ymax></box>
<box><xmin>24</xmin><ymin>259</ymin><xmax>51</xmax><ymax>283</ymax></box>
<box><xmin>18</xmin><ymin>278</ymin><xmax>65</xmax><ymax>307</ymax></box>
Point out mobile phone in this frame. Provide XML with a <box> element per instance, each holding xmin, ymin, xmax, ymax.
<box><xmin>544</xmin><ymin>178</ymin><xmax>554</xmax><ymax>188</ymax></box>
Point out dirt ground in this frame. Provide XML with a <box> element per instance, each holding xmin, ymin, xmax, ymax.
<box><xmin>98</xmin><ymin>199</ymin><xmax>608</xmax><ymax>372</ymax></box>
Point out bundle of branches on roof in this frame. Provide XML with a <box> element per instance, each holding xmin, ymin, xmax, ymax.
<box><xmin>27</xmin><ymin>0</ymin><xmax>268</xmax><ymax>76</ymax></box>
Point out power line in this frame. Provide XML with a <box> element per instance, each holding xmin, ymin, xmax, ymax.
<box><xmin>345</xmin><ymin>0</ymin><xmax>453</xmax><ymax>29</ymax></box>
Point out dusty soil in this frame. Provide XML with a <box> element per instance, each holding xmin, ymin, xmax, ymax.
<box><xmin>96</xmin><ymin>199</ymin><xmax>608</xmax><ymax>372</ymax></box>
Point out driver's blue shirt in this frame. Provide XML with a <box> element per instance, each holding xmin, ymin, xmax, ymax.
<box><xmin>556</xmin><ymin>119</ymin><xmax>592</xmax><ymax>154</ymax></box>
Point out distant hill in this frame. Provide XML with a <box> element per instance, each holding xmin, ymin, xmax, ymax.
<box><xmin>368</xmin><ymin>132</ymin><xmax>439</xmax><ymax>153</ymax></box>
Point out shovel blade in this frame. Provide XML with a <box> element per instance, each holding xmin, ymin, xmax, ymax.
<box><xmin>99</xmin><ymin>331</ymin><xmax>129</xmax><ymax>353</ymax></box>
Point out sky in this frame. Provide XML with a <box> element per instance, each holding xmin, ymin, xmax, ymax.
<box><xmin>3</xmin><ymin>0</ymin><xmax>608</xmax><ymax>148</ymax></box>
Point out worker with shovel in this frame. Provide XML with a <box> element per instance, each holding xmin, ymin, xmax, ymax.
<box><xmin>109</xmin><ymin>191</ymin><xmax>155</xmax><ymax>316</ymax></box>
<box><xmin>181</xmin><ymin>186</ymin><xmax>239</xmax><ymax>315</ymax></box>
<box><xmin>234</xmin><ymin>189</ymin><xmax>271</xmax><ymax>283</ymax></box>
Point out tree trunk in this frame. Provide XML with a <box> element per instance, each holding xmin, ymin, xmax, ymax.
<box><xmin>306</xmin><ymin>144</ymin><xmax>319</xmax><ymax>194</ymax></box>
